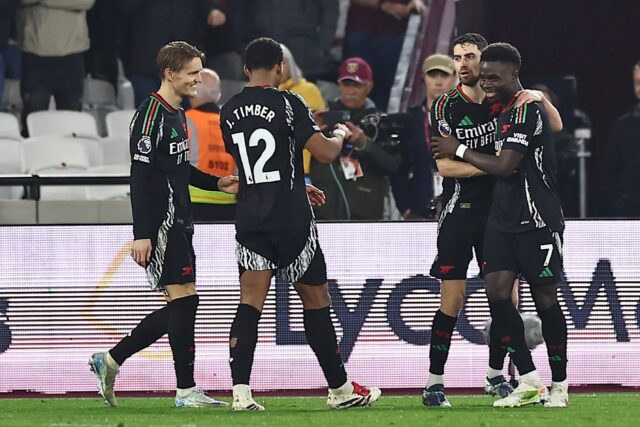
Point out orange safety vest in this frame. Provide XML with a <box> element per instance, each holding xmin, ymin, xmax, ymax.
<box><xmin>186</xmin><ymin>107</ymin><xmax>236</xmax><ymax>205</ymax></box>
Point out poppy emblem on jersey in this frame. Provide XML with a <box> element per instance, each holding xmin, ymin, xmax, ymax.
<box><xmin>137</xmin><ymin>136</ymin><xmax>152</xmax><ymax>154</ymax></box>
<box><xmin>346</xmin><ymin>62</ymin><xmax>359</xmax><ymax>73</ymax></box>
<box><xmin>182</xmin><ymin>266</ymin><xmax>193</xmax><ymax>276</ymax></box>
<box><xmin>502</xmin><ymin>124</ymin><xmax>511</xmax><ymax>134</ymax></box>
<box><xmin>437</xmin><ymin>120</ymin><xmax>451</xmax><ymax>137</ymax></box>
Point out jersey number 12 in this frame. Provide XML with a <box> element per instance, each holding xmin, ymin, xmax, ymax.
<box><xmin>232</xmin><ymin>128</ymin><xmax>281</xmax><ymax>185</ymax></box>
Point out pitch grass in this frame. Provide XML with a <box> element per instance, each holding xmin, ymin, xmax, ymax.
<box><xmin>0</xmin><ymin>393</ymin><xmax>638</xmax><ymax>427</ymax></box>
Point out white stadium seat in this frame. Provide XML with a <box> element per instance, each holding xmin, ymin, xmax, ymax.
<box><xmin>22</xmin><ymin>135</ymin><xmax>91</xmax><ymax>173</ymax></box>
<box><xmin>26</xmin><ymin>110</ymin><xmax>100</xmax><ymax>139</ymax></box>
<box><xmin>0</xmin><ymin>112</ymin><xmax>22</xmax><ymax>140</ymax></box>
<box><xmin>0</xmin><ymin>138</ymin><xmax>24</xmax><ymax>199</ymax></box>
<box><xmin>83</xmin><ymin>76</ymin><xmax>117</xmax><ymax>108</ymax></box>
<box><xmin>36</xmin><ymin>167</ymin><xmax>91</xmax><ymax>200</ymax></box>
<box><xmin>105</xmin><ymin>109</ymin><xmax>135</xmax><ymax>138</ymax></box>
<box><xmin>1</xmin><ymin>78</ymin><xmax>21</xmax><ymax>111</ymax></box>
<box><xmin>100</xmin><ymin>135</ymin><xmax>130</xmax><ymax>166</ymax></box>
<box><xmin>85</xmin><ymin>164</ymin><xmax>130</xmax><ymax>201</ymax></box>
<box><xmin>83</xmin><ymin>77</ymin><xmax>118</xmax><ymax>137</ymax></box>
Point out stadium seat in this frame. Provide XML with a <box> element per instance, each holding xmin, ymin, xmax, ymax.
<box><xmin>220</xmin><ymin>79</ymin><xmax>247</xmax><ymax>105</ymax></box>
<box><xmin>105</xmin><ymin>109</ymin><xmax>136</xmax><ymax>138</ymax></box>
<box><xmin>316</xmin><ymin>80</ymin><xmax>340</xmax><ymax>104</ymax></box>
<box><xmin>100</xmin><ymin>135</ymin><xmax>130</xmax><ymax>166</ymax></box>
<box><xmin>85</xmin><ymin>164</ymin><xmax>130</xmax><ymax>200</ymax></box>
<box><xmin>22</xmin><ymin>135</ymin><xmax>92</xmax><ymax>173</ymax></box>
<box><xmin>83</xmin><ymin>76</ymin><xmax>117</xmax><ymax>107</ymax></box>
<box><xmin>75</xmin><ymin>136</ymin><xmax>105</xmax><ymax>167</ymax></box>
<box><xmin>83</xmin><ymin>77</ymin><xmax>118</xmax><ymax>137</ymax></box>
<box><xmin>26</xmin><ymin>110</ymin><xmax>100</xmax><ymax>139</ymax></box>
<box><xmin>0</xmin><ymin>78</ymin><xmax>21</xmax><ymax>111</ymax></box>
<box><xmin>0</xmin><ymin>112</ymin><xmax>21</xmax><ymax>140</ymax></box>
<box><xmin>35</xmin><ymin>166</ymin><xmax>91</xmax><ymax>200</ymax></box>
<box><xmin>0</xmin><ymin>138</ymin><xmax>24</xmax><ymax>200</ymax></box>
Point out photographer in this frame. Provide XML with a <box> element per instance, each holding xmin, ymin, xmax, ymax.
<box><xmin>309</xmin><ymin>57</ymin><xmax>402</xmax><ymax>220</ymax></box>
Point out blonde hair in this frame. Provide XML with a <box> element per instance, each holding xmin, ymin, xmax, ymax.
<box><xmin>280</xmin><ymin>44</ymin><xmax>303</xmax><ymax>85</ymax></box>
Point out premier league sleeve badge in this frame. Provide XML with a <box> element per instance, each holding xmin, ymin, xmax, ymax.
<box><xmin>137</xmin><ymin>136</ymin><xmax>152</xmax><ymax>154</ymax></box>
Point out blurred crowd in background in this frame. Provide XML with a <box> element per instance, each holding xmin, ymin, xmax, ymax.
<box><xmin>1</xmin><ymin>0</ymin><xmax>639</xmax><ymax>219</ymax></box>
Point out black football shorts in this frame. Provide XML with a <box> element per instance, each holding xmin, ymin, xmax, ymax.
<box><xmin>430</xmin><ymin>200</ymin><xmax>490</xmax><ymax>280</ymax></box>
<box><xmin>146</xmin><ymin>223</ymin><xmax>196</xmax><ymax>291</ymax></box>
<box><xmin>482</xmin><ymin>225</ymin><xmax>563</xmax><ymax>286</ymax></box>
<box><xmin>236</xmin><ymin>221</ymin><xmax>327</xmax><ymax>285</ymax></box>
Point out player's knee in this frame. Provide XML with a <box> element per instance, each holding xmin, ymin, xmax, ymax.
<box><xmin>440</xmin><ymin>292</ymin><xmax>464</xmax><ymax>316</ymax></box>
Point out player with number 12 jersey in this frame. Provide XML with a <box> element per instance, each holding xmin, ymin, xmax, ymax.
<box><xmin>221</xmin><ymin>86</ymin><xmax>318</xmax><ymax>233</ymax></box>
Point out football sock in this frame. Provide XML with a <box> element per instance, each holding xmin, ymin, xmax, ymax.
<box><xmin>229</xmin><ymin>303</ymin><xmax>261</xmax><ymax>385</ymax></box>
<box><xmin>303</xmin><ymin>306</ymin><xmax>348</xmax><ymax>389</ymax></box>
<box><xmin>168</xmin><ymin>294</ymin><xmax>198</xmax><ymax>389</ymax></box>
<box><xmin>487</xmin><ymin>367</ymin><xmax>503</xmax><ymax>380</ymax></box>
<box><xmin>109</xmin><ymin>303</ymin><xmax>171</xmax><ymax>366</ymax></box>
<box><xmin>488</xmin><ymin>298</ymin><xmax>536</xmax><ymax>376</ymax></box>
<box><xmin>488</xmin><ymin>315</ymin><xmax>509</xmax><ymax>372</ymax></box>
<box><xmin>539</xmin><ymin>303</ymin><xmax>568</xmax><ymax>382</ymax></box>
<box><xmin>520</xmin><ymin>370</ymin><xmax>543</xmax><ymax>386</ymax></box>
<box><xmin>176</xmin><ymin>386</ymin><xmax>196</xmax><ymax>397</ymax></box>
<box><xmin>428</xmin><ymin>310</ymin><xmax>457</xmax><ymax>376</ymax></box>
<box><xmin>427</xmin><ymin>373</ymin><xmax>444</xmax><ymax>389</ymax></box>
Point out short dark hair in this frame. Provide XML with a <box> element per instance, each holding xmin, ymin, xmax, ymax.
<box><xmin>244</xmin><ymin>37</ymin><xmax>283</xmax><ymax>72</ymax></box>
<box><xmin>452</xmin><ymin>33</ymin><xmax>488</xmax><ymax>51</ymax></box>
<box><xmin>481</xmin><ymin>42</ymin><xmax>522</xmax><ymax>70</ymax></box>
<box><xmin>156</xmin><ymin>41</ymin><xmax>205</xmax><ymax>79</ymax></box>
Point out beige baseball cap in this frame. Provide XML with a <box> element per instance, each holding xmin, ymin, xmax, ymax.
<box><xmin>422</xmin><ymin>54</ymin><xmax>456</xmax><ymax>75</ymax></box>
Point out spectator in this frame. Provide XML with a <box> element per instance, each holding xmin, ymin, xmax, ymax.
<box><xmin>278</xmin><ymin>43</ymin><xmax>326</xmax><ymax>175</ymax></box>
<box><xmin>200</xmin><ymin>0</ymin><xmax>242</xmax><ymax>80</ymax></box>
<box><xmin>231</xmin><ymin>0</ymin><xmax>339</xmax><ymax>81</ymax></box>
<box><xmin>310</xmin><ymin>57</ymin><xmax>402</xmax><ymax>220</ymax></box>
<box><xmin>343</xmin><ymin>0</ymin><xmax>426</xmax><ymax>111</ymax></box>
<box><xmin>16</xmin><ymin>0</ymin><xmax>94</xmax><ymax>134</ymax></box>
<box><xmin>85</xmin><ymin>0</ymin><xmax>120</xmax><ymax>90</ymax></box>
<box><xmin>391</xmin><ymin>53</ymin><xmax>456</xmax><ymax>219</ymax></box>
<box><xmin>603</xmin><ymin>61</ymin><xmax>640</xmax><ymax>217</ymax></box>
<box><xmin>186</xmin><ymin>68</ymin><xmax>237</xmax><ymax>221</ymax></box>
<box><xmin>0</xmin><ymin>0</ymin><xmax>19</xmax><ymax>100</ymax></box>
<box><xmin>531</xmin><ymin>84</ymin><xmax>583</xmax><ymax>218</ymax></box>
<box><xmin>117</xmin><ymin>0</ymin><xmax>226</xmax><ymax>106</ymax></box>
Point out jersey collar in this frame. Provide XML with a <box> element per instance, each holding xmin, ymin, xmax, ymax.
<box><xmin>501</xmin><ymin>94</ymin><xmax>518</xmax><ymax>112</ymax></box>
<box><xmin>456</xmin><ymin>83</ymin><xmax>485</xmax><ymax>104</ymax></box>
<box><xmin>151</xmin><ymin>92</ymin><xmax>178</xmax><ymax>112</ymax></box>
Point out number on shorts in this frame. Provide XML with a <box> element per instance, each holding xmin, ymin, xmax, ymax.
<box><xmin>232</xmin><ymin>128</ymin><xmax>281</xmax><ymax>185</ymax></box>
<box><xmin>540</xmin><ymin>244</ymin><xmax>553</xmax><ymax>267</ymax></box>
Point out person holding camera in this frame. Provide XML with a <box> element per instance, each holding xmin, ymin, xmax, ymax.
<box><xmin>310</xmin><ymin>57</ymin><xmax>402</xmax><ymax>220</ymax></box>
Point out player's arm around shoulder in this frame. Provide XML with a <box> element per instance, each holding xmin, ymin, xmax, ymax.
<box><xmin>515</xmin><ymin>89</ymin><xmax>563</xmax><ymax>132</ymax></box>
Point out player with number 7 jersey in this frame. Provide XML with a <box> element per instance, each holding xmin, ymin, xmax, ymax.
<box><xmin>220</xmin><ymin>37</ymin><xmax>382</xmax><ymax>412</ymax></box>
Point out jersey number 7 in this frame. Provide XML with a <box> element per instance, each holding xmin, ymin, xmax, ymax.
<box><xmin>232</xmin><ymin>129</ymin><xmax>281</xmax><ymax>185</ymax></box>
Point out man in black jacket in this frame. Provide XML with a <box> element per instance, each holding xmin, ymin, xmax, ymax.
<box><xmin>231</xmin><ymin>0</ymin><xmax>338</xmax><ymax>81</ymax></box>
<box><xmin>0</xmin><ymin>0</ymin><xmax>19</xmax><ymax>100</ymax></box>
<box><xmin>117</xmin><ymin>0</ymin><xmax>226</xmax><ymax>105</ymax></box>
